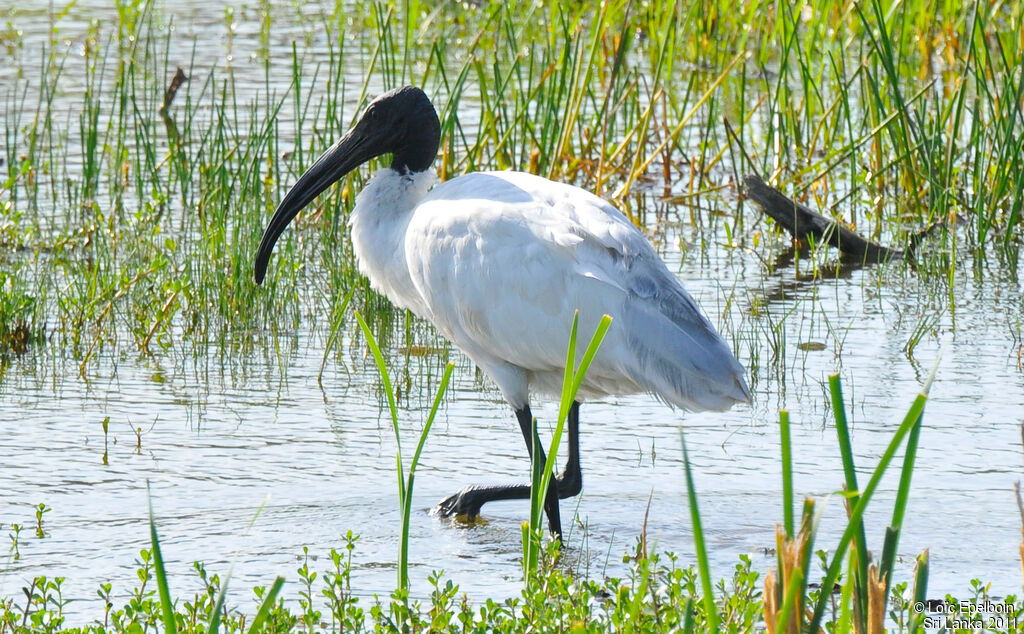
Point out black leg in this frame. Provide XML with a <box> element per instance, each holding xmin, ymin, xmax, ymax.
<box><xmin>557</xmin><ymin>401</ymin><xmax>582</xmax><ymax>497</ymax></box>
<box><xmin>434</xmin><ymin>402</ymin><xmax>583</xmax><ymax>536</ymax></box>
<box><xmin>515</xmin><ymin>405</ymin><xmax>562</xmax><ymax>536</ymax></box>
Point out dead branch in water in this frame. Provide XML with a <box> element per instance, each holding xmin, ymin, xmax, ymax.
<box><xmin>741</xmin><ymin>175</ymin><xmax>904</xmax><ymax>264</ymax></box>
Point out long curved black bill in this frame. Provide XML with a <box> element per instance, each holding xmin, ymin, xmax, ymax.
<box><xmin>254</xmin><ymin>129</ymin><xmax>374</xmax><ymax>285</ymax></box>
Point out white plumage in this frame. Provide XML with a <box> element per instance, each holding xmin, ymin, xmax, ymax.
<box><xmin>350</xmin><ymin>168</ymin><xmax>750</xmax><ymax>411</ymax></box>
<box><xmin>254</xmin><ymin>85</ymin><xmax>749</xmax><ymax>535</ymax></box>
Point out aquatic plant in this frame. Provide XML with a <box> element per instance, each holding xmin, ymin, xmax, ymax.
<box><xmin>354</xmin><ymin>310</ymin><xmax>454</xmax><ymax>600</ymax></box>
<box><xmin>1</xmin><ymin>0</ymin><xmax>1020</xmax><ymax>370</ymax></box>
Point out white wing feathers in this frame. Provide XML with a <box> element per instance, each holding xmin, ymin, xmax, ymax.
<box><xmin>404</xmin><ymin>171</ymin><xmax>750</xmax><ymax>411</ymax></box>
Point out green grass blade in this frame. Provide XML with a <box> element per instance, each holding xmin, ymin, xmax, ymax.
<box><xmin>879</xmin><ymin>344</ymin><xmax>941</xmax><ymax>604</ymax></box>
<box><xmin>523</xmin><ymin>411</ymin><xmax>543</xmax><ymax>580</ymax></box>
<box><xmin>879</xmin><ymin>524</ymin><xmax>898</xmax><ymax>584</ymax></box>
<box><xmin>356</xmin><ymin>312</ymin><xmax>454</xmax><ymax>595</ymax></box>
<box><xmin>828</xmin><ymin>373</ymin><xmax>869</xmax><ymax>628</ymax></box>
<box><xmin>796</xmin><ymin>498</ymin><xmax>819</xmax><ymax>607</ymax></box>
<box><xmin>880</xmin><ymin>408</ymin><xmax>923</xmax><ymax>596</ymax></box>
<box><xmin>146</xmin><ymin>482</ymin><xmax>178</xmax><ymax>634</ymax></box>
<box><xmin>247</xmin><ymin>576</ymin><xmax>286</xmax><ymax>634</ymax></box>
<box><xmin>355</xmin><ymin>308</ymin><xmax>411</xmax><ymax>591</ymax></box>
<box><xmin>779</xmin><ymin>409</ymin><xmax>794</xmax><ymax>537</ymax></box>
<box><xmin>837</xmin><ymin>548</ymin><xmax>856</xmax><ymax>633</ymax></box>
<box><xmin>353</xmin><ymin>310</ymin><xmax>401</xmax><ymax>436</ymax></box>
<box><xmin>808</xmin><ymin>391</ymin><xmax>929</xmax><ymax>632</ymax></box>
<box><xmin>399</xmin><ymin>361</ymin><xmax>454</xmax><ymax>593</ymax></box>
<box><xmin>354</xmin><ymin>310</ymin><xmax>404</xmax><ymax>500</ymax></box>
<box><xmin>527</xmin><ymin>312</ymin><xmax>580</xmax><ymax>579</ymax></box>
<box><xmin>567</xmin><ymin>314</ymin><xmax>613</xmax><ymax>402</ymax></box>
<box><xmin>525</xmin><ymin>312</ymin><xmax>611</xmax><ymax>581</ymax></box>
<box><xmin>908</xmin><ymin>550</ymin><xmax>929</xmax><ymax>634</ymax></box>
<box><xmin>681</xmin><ymin>597</ymin><xmax>695</xmax><ymax>633</ymax></box>
<box><xmin>558</xmin><ymin>312</ymin><xmax>580</xmax><ymax>426</ymax></box>
<box><xmin>679</xmin><ymin>428</ymin><xmax>719</xmax><ymax>634</ymax></box>
<box><xmin>208</xmin><ymin>579</ymin><xmax>227</xmax><ymax>634</ymax></box>
<box><xmin>409</xmin><ymin>361</ymin><xmax>454</xmax><ymax>479</ymax></box>
<box><xmin>540</xmin><ymin>313</ymin><xmax>612</xmax><ymax>526</ymax></box>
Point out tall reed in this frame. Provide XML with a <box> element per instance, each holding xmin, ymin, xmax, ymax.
<box><xmin>522</xmin><ymin>311</ymin><xmax>611</xmax><ymax>582</ymax></box>
<box><xmin>354</xmin><ymin>310</ymin><xmax>454</xmax><ymax>599</ymax></box>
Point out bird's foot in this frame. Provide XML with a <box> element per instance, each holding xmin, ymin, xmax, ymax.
<box><xmin>433</xmin><ymin>486</ymin><xmax>487</xmax><ymax>523</ymax></box>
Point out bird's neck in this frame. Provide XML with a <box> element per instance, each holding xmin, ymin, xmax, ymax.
<box><xmin>349</xmin><ymin>167</ymin><xmax>436</xmax><ymax>315</ymax></box>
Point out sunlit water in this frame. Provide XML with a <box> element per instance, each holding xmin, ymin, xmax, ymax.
<box><xmin>3</xmin><ymin>0</ymin><xmax>1024</xmax><ymax>622</ymax></box>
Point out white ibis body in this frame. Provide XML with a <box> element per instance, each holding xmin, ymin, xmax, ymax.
<box><xmin>254</xmin><ymin>86</ymin><xmax>750</xmax><ymax>537</ymax></box>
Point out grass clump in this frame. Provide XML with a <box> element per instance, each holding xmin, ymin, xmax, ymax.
<box><xmin>753</xmin><ymin>372</ymin><xmax>930</xmax><ymax>634</ymax></box>
<box><xmin>0</xmin><ymin>269</ymin><xmax>43</xmax><ymax>357</ymax></box>
<box><xmin>0</xmin><ymin>538</ymin><xmax>763</xmax><ymax>633</ymax></box>
<box><xmin>2</xmin><ymin>0</ymin><xmax>1022</xmax><ymax>372</ymax></box>
<box><xmin>2</xmin><ymin>526</ymin><xmax>1020</xmax><ymax>633</ymax></box>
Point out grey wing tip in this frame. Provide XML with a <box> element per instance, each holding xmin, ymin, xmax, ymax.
<box><xmin>700</xmin><ymin>362</ymin><xmax>749</xmax><ymax>411</ymax></box>
<box><xmin>706</xmin><ymin>373</ymin><xmax>752</xmax><ymax>411</ymax></box>
<box><xmin>724</xmin><ymin>357</ymin><xmax>753</xmax><ymax>407</ymax></box>
<box><xmin>733</xmin><ymin>374</ymin><xmax>753</xmax><ymax>406</ymax></box>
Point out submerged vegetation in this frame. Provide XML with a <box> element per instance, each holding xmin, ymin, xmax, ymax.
<box><xmin>2</xmin><ymin>0</ymin><xmax>1024</xmax><ymax>631</ymax></box>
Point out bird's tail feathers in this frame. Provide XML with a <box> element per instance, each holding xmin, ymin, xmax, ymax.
<box><xmin>621</xmin><ymin>290</ymin><xmax>750</xmax><ymax>412</ymax></box>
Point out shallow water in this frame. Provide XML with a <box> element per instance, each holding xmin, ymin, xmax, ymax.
<box><xmin>3</xmin><ymin>0</ymin><xmax>1024</xmax><ymax>621</ymax></box>
<box><xmin>4</xmin><ymin>243</ymin><xmax>1022</xmax><ymax>615</ymax></box>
